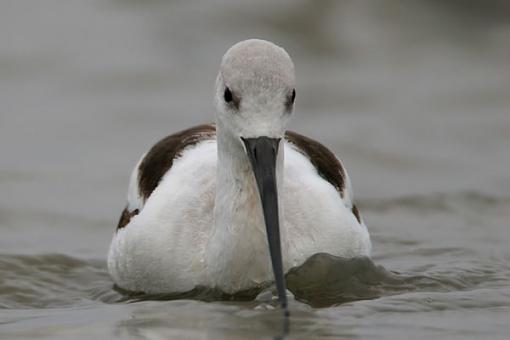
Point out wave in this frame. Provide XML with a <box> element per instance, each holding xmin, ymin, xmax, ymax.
<box><xmin>1</xmin><ymin>252</ymin><xmax>508</xmax><ymax>309</ymax></box>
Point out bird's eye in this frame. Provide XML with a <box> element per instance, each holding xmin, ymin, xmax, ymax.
<box><xmin>223</xmin><ymin>86</ymin><xmax>241</xmax><ymax>109</ymax></box>
<box><xmin>285</xmin><ymin>89</ymin><xmax>296</xmax><ymax>112</ymax></box>
<box><xmin>224</xmin><ymin>87</ymin><xmax>233</xmax><ymax>103</ymax></box>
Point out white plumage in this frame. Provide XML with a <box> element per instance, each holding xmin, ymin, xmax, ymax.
<box><xmin>108</xmin><ymin>39</ymin><xmax>371</xmax><ymax>295</ymax></box>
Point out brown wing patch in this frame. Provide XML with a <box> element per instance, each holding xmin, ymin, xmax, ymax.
<box><xmin>117</xmin><ymin>207</ymin><xmax>139</xmax><ymax>231</ymax></box>
<box><xmin>352</xmin><ymin>204</ymin><xmax>362</xmax><ymax>224</ymax></box>
<box><xmin>138</xmin><ymin>124</ymin><xmax>216</xmax><ymax>200</ymax></box>
<box><xmin>285</xmin><ymin>130</ymin><xmax>346</xmax><ymax>197</ymax></box>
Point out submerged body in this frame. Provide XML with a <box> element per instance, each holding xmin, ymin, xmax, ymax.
<box><xmin>108</xmin><ymin>126</ymin><xmax>371</xmax><ymax>294</ymax></box>
<box><xmin>107</xmin><ymin>39</ymin><xmax>371</xmax><ymax>298</ymax></box>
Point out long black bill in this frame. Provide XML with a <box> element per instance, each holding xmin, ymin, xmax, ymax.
<box><xmin>242</xmin><ymin>137</ymin><xmax>288</xmax><ymax>314</ymax></box>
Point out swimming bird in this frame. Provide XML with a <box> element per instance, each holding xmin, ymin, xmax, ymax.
<box><xmin>108</xmin><ymin>39</ymin><xmax>371</xmax><ymax>310</ymax></box>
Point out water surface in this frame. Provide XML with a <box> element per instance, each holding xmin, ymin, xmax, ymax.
<box><xmin>1</xmin><ymin>1</ymin><xmax>510</xmax><ymax>339</ymax></box>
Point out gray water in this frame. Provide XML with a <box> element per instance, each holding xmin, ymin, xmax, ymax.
<box><xmin>1</xmin><ymin>1</ymin><xmax>510</xmax><ymax>339</ymax></box>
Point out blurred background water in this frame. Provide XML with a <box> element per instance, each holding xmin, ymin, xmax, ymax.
<box><xmin>1</xmin><ymin>0</ymin><xmax>510</xmax><ymax>339</ymax></box>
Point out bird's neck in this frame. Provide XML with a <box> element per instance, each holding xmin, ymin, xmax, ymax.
<box><xmin>206</xmin><ymin>122</ymin><xmax>285</xmax><ymax>292</ymax></box>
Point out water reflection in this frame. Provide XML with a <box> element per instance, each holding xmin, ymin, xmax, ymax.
<box><xmin>114</xmin><ymin>300</ymin><xmax>292</xmax><ymax>339</ymax></box>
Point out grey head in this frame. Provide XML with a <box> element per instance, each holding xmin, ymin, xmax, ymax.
<box><xmin>215</xmin><ymin>39</ymin><xmax>296</xmax><ymax>139</ymax></box>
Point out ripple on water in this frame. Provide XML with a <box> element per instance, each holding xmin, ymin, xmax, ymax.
<box><xmin>0</xmin><ymin>254</ymin><xmax>120</xmax><ymax>309</ymax></box>
<box><xmin>286</xmin><ymin>253</ymin><xmax>510</xmax><ymax>307</ymax></box>
<box><xmin>1</xmin><ymin>252</ymin><xmax>508</xmax><ymax>311</ymax></box>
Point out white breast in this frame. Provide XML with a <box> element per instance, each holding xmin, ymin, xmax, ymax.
<box><xmin>108</xmin><ymin>140</ymin><xmax>370</xmax><ymax>294</ymax></box>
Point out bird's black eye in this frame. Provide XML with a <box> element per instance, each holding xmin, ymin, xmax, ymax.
<box><xmin>223</xmin><ymin>86</ymin><xmax>241</xmax><ymax>109</ymax></box>
<box><xmin>285</xmin><ymin>89</ymin><xmax>296</xmax><ymax>112</ymax></box>
<box><xmin>224</xmin><ymin>87</ymin><xmax>233</xmax><ymax>103</ymax></box>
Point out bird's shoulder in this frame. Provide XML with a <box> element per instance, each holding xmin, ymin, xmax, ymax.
<box><xmin>284</xmin><ymin>130</ymin><xmax>362</xmax><ymax>224</ymax></box>
<box><xmin>116</xmin><ymin>124</ymin><xmax>216</xmax><ymax>231</ymax></box>
<box><xmin>137</xmin><ymin>124</ymin><xmax>216</xmax><ymax>201</ymax></box>
<box><xmin>284</xmin><ymin>130</ymin><xmax>347</xmax><ymax>198</ymax></box>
